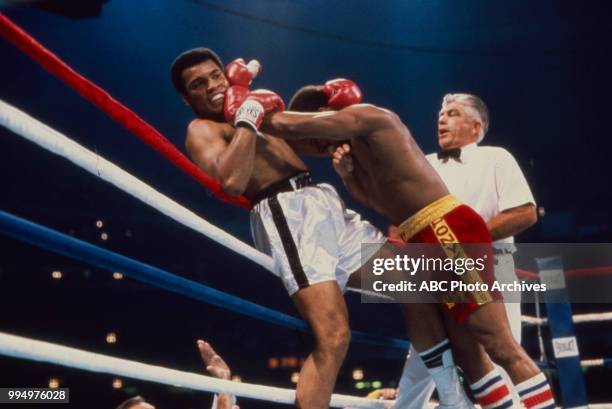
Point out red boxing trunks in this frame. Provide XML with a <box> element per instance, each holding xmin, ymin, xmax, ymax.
<box><xmin>397</xmin><ymin>194</ymin><xmax>501</xmax><ymax>322</ymax></box>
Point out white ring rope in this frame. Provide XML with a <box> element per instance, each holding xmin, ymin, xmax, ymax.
<box><xmin>0</xmin><ymin>99</ymin><xmax>273</xmax><ymax>269</ymax></box>
<box><xmin>580</xmin><ymin>358</ymin><xmax>606</xmax><ymax>368</ymax></box>
<box><xmin>2</xmin><ymin>101</ymin><xmax>612</xmax><ymax>409</ymax></box>
<box><xmin>522</xmin><ymin>312</ymin><xmax>612</xmax><ymax>326</ymax></box>
<box><xmin>0</xmin><ymin>332</ymin><xmax>391</xmax><ymax>409</ymax></box>
<box><xmin>0</xmin><ymin>98</ymin><xmax>387</xmax><ymax>300</ymax></box>
<box><xmin>1</xmin><ymin>330</ymin><xmax>608</xmax><ymax>406</ymax></box>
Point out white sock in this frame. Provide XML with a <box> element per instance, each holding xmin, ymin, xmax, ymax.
<box><xmin>418</xmin><ymin>339</ymin><xmax>471</xmax><ymax>407</ymax></box>
<box><xmin>470</xmin><ymin>368</ymin><xmax>518</xmax><ymax>409</ymax></box>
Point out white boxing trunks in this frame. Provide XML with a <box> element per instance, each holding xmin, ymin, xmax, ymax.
<box><xmin>250</xmin><ymin>172</ymin><xmax>386</xmax><ymax>296</ymax></box>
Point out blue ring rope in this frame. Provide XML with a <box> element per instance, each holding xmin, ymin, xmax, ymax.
<box><xmin>0</xmin><ymin>210</ymin><xmax>409</xmax><ymax>351</ymax></box>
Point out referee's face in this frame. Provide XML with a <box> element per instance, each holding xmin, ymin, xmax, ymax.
<box><xmin>438</xmin><ymin>102</ymin><xmax>480</xmax><ymax>149</ymax></box>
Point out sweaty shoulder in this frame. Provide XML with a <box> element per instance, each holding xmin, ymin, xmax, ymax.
<box><xmin>345</xmin><ymin>103</ymin><xmax>404</xmax><ymax>140</ymax></box>
<box><xmin>185</xmin><ymin>119</ymin><xmax>228</xmax><ymax>151</ymax></box>
<box><xmin>349</xmin><ymin>103</ymin><xmax>400</xmax><ymax>122</ymax></box>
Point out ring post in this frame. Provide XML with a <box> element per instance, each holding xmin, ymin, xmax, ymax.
<box><xmin>536</xmin><ymin>256</ymin><xmax>588</xmax><ymax>409</ymax></box>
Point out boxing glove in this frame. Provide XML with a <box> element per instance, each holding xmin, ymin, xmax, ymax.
<box><xmin>322</xmin><ymin>78</ymin><xmax>363</xmax><ymax>110</ymax></box>
<box><xmin>224</xmin><ymin>85</ymin><xmax>250</xmax><ymax>124</ymax></box>
<box><xmin>226</xmin><ymin>88</ymin><xmax>285</xmax><ymax>132</ymax></box>
<box><xmin>225</xmin><ymin>58</ymin><xmax>262</xmax><ymax>87</ymax></box>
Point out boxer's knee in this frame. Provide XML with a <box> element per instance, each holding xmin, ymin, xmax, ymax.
<box><xmin>476</xmin><ymin>331</ymin><xmax>522</xmax><ymax>367</ymax></box>
<box><xmin>465</xmin><ymin>307</ymin><xmax>522</xmax><ymax>367</ymax></box>
<box><xmin>316</xmin><ymin>315</ymin><xmax>350</xmax><ymax>359</ymax></box>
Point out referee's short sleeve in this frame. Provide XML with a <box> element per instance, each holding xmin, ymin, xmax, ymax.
<box><xmin>425</xmin><ymin>152</ymin><xmax>438</xmax><ymax>166</ymax></box>
<box><xmin>494</xmin><ymin>148</ymin><xmax>536</xmax><ymax>212</ymax></box>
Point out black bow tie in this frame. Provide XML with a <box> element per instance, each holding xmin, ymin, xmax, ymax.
<box><xmin>437</xmin><ymin>148</ymin><xmax>461</xmax><ymax>161</ymax></box>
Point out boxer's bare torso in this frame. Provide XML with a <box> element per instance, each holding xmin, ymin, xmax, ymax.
<box><xmin>185</xmin><ymin>119</ymin><xmax>307</xmax><ymax>199</ymax></box>
<box><xmin>264</xmin><ymin>104</ymin><xmax>449</xmax><ymax>224</ymax></box>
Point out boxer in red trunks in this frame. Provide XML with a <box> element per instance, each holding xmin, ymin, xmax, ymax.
<box><xmin>259</xmin><ymin>80</ymin><xmax>556</xmax><ymax>409</ymax></box>
<box><xmin>398</xmin><ymin>194</ymin><xmax>503</xmax><ymax>323</ymax></box>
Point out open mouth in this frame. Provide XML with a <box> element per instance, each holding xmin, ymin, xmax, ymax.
<box><xmin>211</xmin><ymin>94</ymin><xmax>225</xmax><ymax>104</ymax></box>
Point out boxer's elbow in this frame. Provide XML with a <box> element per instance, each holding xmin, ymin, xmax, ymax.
<box><xmin>220</xmin><ymin>176</ymin><xmax>248</xmax><ymax>196</ymax></box>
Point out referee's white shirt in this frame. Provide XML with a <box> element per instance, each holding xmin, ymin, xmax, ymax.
<box><xmin>425</xmin><ymin>142</ymin><xmax>535</xmax><ymax>246</ymax></box>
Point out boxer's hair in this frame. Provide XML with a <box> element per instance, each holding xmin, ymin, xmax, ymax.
<box><xmin>442</xmin><ymin>93</ymin><xmax>489</xmax><ymax>143</ymax></box>
<box><xmin>171</xmin><ymin>47</ymin><xmax>224</xmax><ymax>94</ymax></box>
<box><xmin>115</xmin><ymin>396</ymin><xmax>148</xmax><ymax>409</ymax></box>
<box><xmin>288</xmin><ymin>85</ymin><xmax>329</xmax><ymax>112</ymax></box>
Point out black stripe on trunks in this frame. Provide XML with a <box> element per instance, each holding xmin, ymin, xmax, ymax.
<box><xmin>268</xmin><ymin>195</ymin><xmax>309</xmax><ymax>289</ymax></box>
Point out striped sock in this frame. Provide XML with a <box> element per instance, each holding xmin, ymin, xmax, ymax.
<box><xmin>418</xmin><ymin>339</ymin><xmax>470</xmax><ymax>407</ymax></box>
<box><xmin>516</xmin><ymin>373</ymin><xmax>556</xmax><ymax>409</ymax></box>
<box><xmin>419</xmin><ymin>339</ymin><xmax>451</xmax><ymax>369</ymax></box>
<box><xmin>469</xmin><ymin>368</ymin><xmax>515</xmax><ymax>409</ymax></box>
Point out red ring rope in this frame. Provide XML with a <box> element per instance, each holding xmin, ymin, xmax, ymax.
<box><xmin>3</xmin><ymin>14</ymin><xmax>612</xmax><ymax>279</ymax></box>
<box><xmin>0</xmin><ymin>13</ymin><xmax>251</xmax><ymax>209</ymax></box>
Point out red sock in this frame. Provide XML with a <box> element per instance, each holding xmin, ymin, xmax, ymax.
<box><xmin>469</xmin><ymin>369</ymin><xmax>515</xmax><ymax>409</ymax></box>
<box><xmin>516</xmin><ymin>373</ymin><xmax>556</xmax><ymax>409</ymax></box>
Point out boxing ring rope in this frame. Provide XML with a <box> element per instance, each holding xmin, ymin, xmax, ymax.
<box><xmin>580</xmin><ymin>358</ymin><xmax>612</xmax><ymax>368</ymax></box>
<box><xmin>0</xmin><ymin>98</ymin><xmax>274</xmax><ymax>271</ymax></box>
<box><xmin>0</xmin><ymin>332</ymin><xmax>391</xmax><ymax>409</ymax></box>
<box><xmin>515</xmin><ymin>267</ymin><xmax>612</xmax><ymax>372</ymax></box>
<box><xmin>516</xmin><ymin>268</ymin><xmax>540</xmax><ymax>280</ymax></box>
<box><xmin>538</xmin><ymin>358</ymin><xmax>612</xmax><ymax>370</ymax></box>
<box><xmin>0</xmin><ymin>89</ymin><xmax>405</xmax><ymax>405</ymax></box>
<box><xmin>8</xmin><ymin>11</ymin><xmax>611</xmax><ymax>302</ymax></box>
<box><xmin>0</xmin><ymin>13</ymin><xmax>249</xmax><ymax>209</ymax></box>
<box><xmin>2</xmin><ymin>11</ymin><xmax>612</xmax><ymax>405</ymax></box>
<box><xmin>518</xmin><ymin>267</ymin><xmax>612</xmax><ymax>281</ymax></box>
<box><xmin>4</xmin><ymin>11</ymin><xmax>612</xmax><ymax>296</ymax></box>
<box><xmin>516</xmin><ymin>268</ymin><xmax>612</xmax><ymax>325</ymax></box>
<box><xmin>522</xmin><ymin>312</ymin><xmax>612</xmax><ymax>326</ymax></box>
<box><xmin>4</xmin><ymin>94</ymin><xmax>612</xmax><ymax>360</ymax></box>
<box><xmin>0</xmin><ymin>208</ymin><xmax>408</xmax><ymax>351</ymax></box>
<box><xmin>0</xmin><ymin>13</ymin><xmax>389</xmax><ymax>302</ymax></box>
<box><xmin>0</xmin><ymin>98</ymin><xmax>388</xmax><ymax>305</ymax></box>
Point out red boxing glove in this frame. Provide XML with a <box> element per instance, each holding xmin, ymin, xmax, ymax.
<box><xmin>322</xmin><ymin>78</ymin><xmax>363</xmax><ymax>110</ymax></box>
<box><xmin>225</xmin><ymin>58</ymin><xmax>262</xmax><ymax>87</ymax></box>
<box><xmin>233</xmin><ymin>89</ymin><xmax>285</xmax><ymax>132</ymax></box>
<box><xmin>224</xmin><ymin>85</ymin><xmax>250</xmax><ymax>124</ymax></box>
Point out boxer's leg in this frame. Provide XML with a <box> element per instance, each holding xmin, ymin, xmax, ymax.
<box><xmin>442</xmin><ymin>311</ymin><xmax>519</xmax><ymax>409</ymax></box>
<box><xmin>465</xmin><ymin>303</ymin><xmax>555</xmax><ymax>409</ymax></box>
<box><xmin>391</xmin><ymin>346</ymin><xmax>437</xmax><ymax>409</ymax></box>
<box><xmin>402</xmin><ymin>303</ymin><xmax>472</xmax><ymax>408</ymax></box>
<box><xmin>292</xmin><ymin>281</ymin><xmax>350</xmax><ymax>409</ymax></box>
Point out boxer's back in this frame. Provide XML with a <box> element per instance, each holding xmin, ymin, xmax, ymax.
<box><xmin>351</xmin><ymin>124</ymin><xmax>449</xmax><ymax>225</ymax></box>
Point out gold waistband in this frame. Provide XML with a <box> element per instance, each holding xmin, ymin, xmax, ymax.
<box><xmin>398</xmin><ymin>194</ymin><xmax>463</xmax><ymax>241</ymax></box>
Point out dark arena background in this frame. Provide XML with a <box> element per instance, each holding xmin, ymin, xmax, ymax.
<box><xmin>1</xmin><ymin>0</ymin><xmax>612</xmax><ymax>408</ymax></box>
